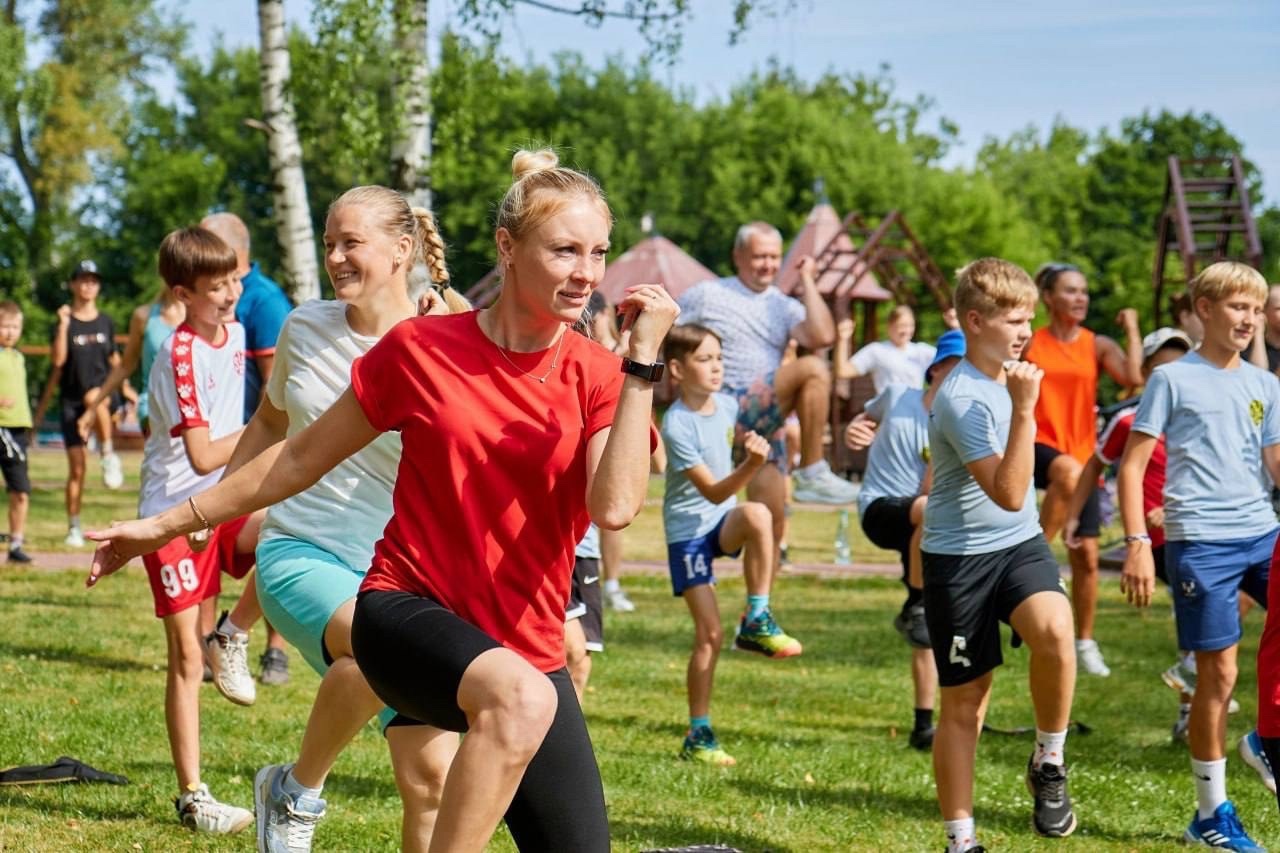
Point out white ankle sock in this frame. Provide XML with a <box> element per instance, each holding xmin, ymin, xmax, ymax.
<box><xmin>283</xmin><ymin>767</ymin><xmax>323</xmax><ymax>800</ymax></box>
<box><xmin>603</xmin><ymin>578</ymin><xmax>621</xmax><ymax>594</ymax></box>
<box><xmin>217</xmin><ymin>613</ymin><xmax>247</xmax><ymax>637</ymax></box>
<box><xmin>1034</xmin><ymin>728</ymin><xmax>1068</xmax><ymax>768</ymax></box>
<box><xmin>1191</xmin><ymin>756</ymin><xmax>1227</xmax><ymax>819</ymax></box>
<box><xmin>797</xmin><ymin>460</ymin><xmax>826</xmax><ymax>478</ymax></box>
<box><xmin>943</xmin><ymin>817</ymin><xmax>976</xmax><ymax>853</ymax></box>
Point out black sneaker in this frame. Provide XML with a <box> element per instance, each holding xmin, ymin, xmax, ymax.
<box><xmin>893</xmin><ymin>604</ymin><xmax>931</xmax><ymax>649</ymax></box>
<box><xmin>1026</xmin><ymin>758</ymin><xmax>1077</xmax><ymax>837</ymax></box>
<box><xmin>259</xmin><ymin>647</ymin><xmax>290</xmax><ymax>685</ymax></box>
<box><xmin>8</xmin><ymin>546</ymin><xmax>33</xmax><ymax>564</ymax></box>
<box><xmin>909</xmin><ymin>725</ymin><xmax>935</xmax><ymax>751</ymax></box>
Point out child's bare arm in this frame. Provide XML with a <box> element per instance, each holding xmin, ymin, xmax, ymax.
<box><xmin>180</xmin><ymin>425</ymin><xmax>246</xmax><ymax>476</ymax></box>
<box><xmin>683</xmin><ymin>431</ymin><xmax>769</xmax><ymax>506</ymax></box>
<box><xmin>1117</xmin><ymin>431</ymin><xmax>1159</xmax><ymax>608</ymax></box>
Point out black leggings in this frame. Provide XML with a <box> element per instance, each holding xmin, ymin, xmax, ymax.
<box><xmin>352</xmin><ymin>589</ymin><xmax>609</xmax><ymax>852</ymax></box>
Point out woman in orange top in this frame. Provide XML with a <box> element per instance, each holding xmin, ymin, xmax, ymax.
<box><xmin>1024</xmin><ymin>262</ymin><xmax>1142</xmax><ymax>678</ymax></box>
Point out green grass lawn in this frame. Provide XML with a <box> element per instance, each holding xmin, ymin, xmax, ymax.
<box><xmin>2</xmin><ymin>450</ymin><xmax>1278</xmax><ymax>851</ymax></box>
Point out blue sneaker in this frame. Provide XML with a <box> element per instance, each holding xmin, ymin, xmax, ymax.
<box><xmin>1239</xmin><ymin>730</ymin><xmax>1278</xmax><ymax>794</ymax></box>
<box><xmin>255</xmin><ymin>763</ymin><xmax>326</xmax><ymax>852</ymax></box>
<box><xmin>1184</xmin><ymin>801</ymin><xmax>1266</xmax><ymax>851</ymax></box>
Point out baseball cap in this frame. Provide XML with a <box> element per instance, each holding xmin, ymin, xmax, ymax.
<box><xmin>70</xmin><ymin>259</ymin><xmax>101</xmax><ymax>280</ymax></box>
<box><xmin>1141</xmin><ymin>327</ymin><xmax>1193</xmax><ymax>362</ymax></box>
<box><xmin>926</xmin><ymin>329</ymin><xmax>966</xmax><ymax>383</ymax></box>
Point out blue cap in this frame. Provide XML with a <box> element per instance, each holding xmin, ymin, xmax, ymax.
<box><xmin>926</xmin><ymin>329</ymin><xmax>966</xmax><ymax>383</ymax></box>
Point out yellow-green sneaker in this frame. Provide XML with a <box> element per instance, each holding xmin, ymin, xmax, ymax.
<box><xmin>681</xmin><ymin>725</ymin><xmax>736</xmax><ymax>766</ymax></box>
<box><xmin>734</xmin><ymin>609</ymin><xmax>802</xmax><ymax>658</ymax></box>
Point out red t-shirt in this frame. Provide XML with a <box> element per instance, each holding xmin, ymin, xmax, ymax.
<box><xmin>1258</xmin><ymin>534</ymin><xmax>1280</xmax><ymax>737</ymax></box>
<box><xmin>1096</xmin><ymin>404</ymin><xmax>1168</xmax><ymax>547</ymax></box>
<box><xmin>350</xmin><ymin>311</ymin><xmax>625</xmax><ymax>672</ymax></box>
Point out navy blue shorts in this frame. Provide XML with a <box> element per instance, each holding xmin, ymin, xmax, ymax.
<box><xmin>666</xmin><ymin>512</ymin><xmax>739</xmax><ymax>596</ymax></box>
<box><xmin>1166</xmin><ymin>529</ymin><xmax>1276</xmax><ymax>651</ymax></box>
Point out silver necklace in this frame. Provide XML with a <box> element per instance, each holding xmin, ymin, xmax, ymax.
<box><xmin>493</xmin><ymin>327</ymin><xmax>566</xmax><ymax>383</ymax></box>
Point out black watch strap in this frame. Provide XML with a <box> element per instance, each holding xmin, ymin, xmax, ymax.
<box><xmin>620</xmin><ymin>358</ymin><xmax>665</xmax><ymax>382</ymax></box>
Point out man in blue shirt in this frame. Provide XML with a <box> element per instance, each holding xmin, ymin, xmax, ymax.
<box><xmin>201</xmin><ymin>212</ymin><xmax>294</xmax><ymax>686</ymax></box>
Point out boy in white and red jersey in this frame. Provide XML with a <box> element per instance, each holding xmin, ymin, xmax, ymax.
<box><xmin>90</xmin><ymin>227</ymin><xmax>257</xmax><ymax>835</ymax></box>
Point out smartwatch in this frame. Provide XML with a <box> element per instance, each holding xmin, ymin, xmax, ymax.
<box><xmin>621</xmin><ymin>358</ymin><xmax>665</xmax><ymax>382</ymax></box>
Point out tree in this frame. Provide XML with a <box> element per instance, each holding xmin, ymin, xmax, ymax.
<box><xmin>0</xmin><ymin>0</ymin><xmax>181</xmax><ymax>301</ymax></box>
<box><xmin>258</xmin><ymin>0</ymin><xmax>321</xmax><ymax>301</ymax></box>
<box><xmin>391</xmin><ymin>0</ymin><xmax>431</xmax><ymax>208</ymax></box>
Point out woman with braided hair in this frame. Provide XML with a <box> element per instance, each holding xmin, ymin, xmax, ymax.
<box><xmin>213</xmin><ymin>186</ymin><xmax>466</xmax><ymax>851</ymax></box>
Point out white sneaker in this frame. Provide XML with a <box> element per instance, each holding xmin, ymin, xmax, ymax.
<box><xmin>1171</xmin><ymin>704</ymin><xmax>1190</xmax><ymax>743</ymax></box>
<box><xmin>1239</xmin><ymin>730</ymin><xmax>1277</xmax><ymax>794</ymax></box>
<box><xmin>791</xmin><ymin>462</ymin><xmax>858</xmax><ymax>505</ymax></box>
<box><xmin>204</xmin><ymin>626</ymin><xmax>256</xmax><ymax>706</ymax></box>
<box><xmin>64</xmin><ymin>527</ymin><xmax>85</xmax><ymax>548</ymax></box>
<box><xmin>101</xmin><ymin>452</ymin><xmax>124</xmax><ymax>489</ymax></box>
<box><xmin>1076</xmin><ymin>639</ymin><xmax>1111</xmax><ymax>677</ymax></box>
<box><xmin>605</xmin><ymin>587</ymin><xmax>636</xmax><ymax>613</ymax></box>
<box><xmin>175</xmin><ymin>783</ymin><xmax>253</xmax><ymax>834</ymax></box>
<box><xmin>256</xmin><ymin>763</ymin><xmax>327</xmax><ymax>853</ymax></box>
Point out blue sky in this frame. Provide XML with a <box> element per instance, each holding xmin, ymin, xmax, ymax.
<box><xmin>176</xmin><ymin>0</ymin><xmax>1280</xmax><ymax>201</ymax></box>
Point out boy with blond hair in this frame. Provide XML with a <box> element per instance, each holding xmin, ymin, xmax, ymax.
<box><xmin>661</xmin><ymin>323</ymin><xmax>801</xmax><ymax>767</ymax></box>
<box><xmin>1120</xmin><ymin>261</ymin><xmax>1280</xmax><ymax>851</ymax></box>
<box><xmin>86</xmin><ymin>227</ymin><xmax>258</xmax><ymax>835</ymax></box>
<box><xmin>923</xmin><ymin>258</ymin><xmax>1078</xmax><ymax>852</ymax></box>
<box><xmin>0</xmin><ymin>301</ymin><xmax>33</xmax><ymax>563</ymax></box>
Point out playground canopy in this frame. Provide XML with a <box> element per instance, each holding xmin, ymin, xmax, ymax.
<box><xmin>777</xmin><ymin>202</ymin><xmax>893</xmax><ymax>302</ymax></box>
<box><xmin>596</xmin><ymin>234</ymin><xmax>717</xmax><ymax>304</ymax></box>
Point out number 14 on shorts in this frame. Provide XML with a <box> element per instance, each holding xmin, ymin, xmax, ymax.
<box><xmin>682</xmin><ymin>553</ymin><xmax>709</xmax><ymax>581</ymax></box>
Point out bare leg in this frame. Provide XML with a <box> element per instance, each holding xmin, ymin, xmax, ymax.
<box><xmin>163</xmin><ymin>605</ymin><xmax>206</xmax><ymax>790</ymax></box>
<box><xmin>564</xmin><ymin>619</ymin><xmax>591</xmax><ymax>703</ymax></box>
<box><xmin>426</xmin><ymin>648</ymin><xmax>557</xmax><ymax>853</ymax></box>
<box><xmin>934</xmin><ymin>673</ymin><xmax>993</xmax><ymax>820</ymax></box>
<box><xmin>1068</xmin><ymin>537</ymin><xmax>1100</xmax><ymax>640</ymax></box>
<box><xmin>682</xmin><ymin>585</ymin><xmax>722</xmax><ymax>719</ymax></box>
<box><xmin>388</xmin><ymin>724</ymin><xmax>460</xmax><ymax>853</ymax></box>
<box><xmin>1009</xmin><ymin>591</ymin><xmax>1076</xmax><ymax>732</ymax></box>
<box><xmin>65</xmin><ymin>446</ymin><xmax>86</xmax><ymax>521</ymax></box>
<box><xmin>1039</xmin><ymin>453</ymin><xmax>1081</xmax><ymax>543</ymax></box>
<box><xmin>913</xmin><ymin>647</ymin><xmax>937</xmax><ymax>711</ymax></box>
<box><xmin>717</xmin><ymin>503</ymin><xmax>774</xmax><ymax>596</ymax></box>
<box><xmin>772</xmin><ymin>355</ymin><xmax>831</xmax><ymax>467</ymax></box>
<box><xmin>1190</xmin><ymin>646</ymin><xmax>1237</xmax><ymax>761</ymax></box>
<box><xmin>8</xmin><ymin>491</ymin><xmax>28</xmax><ymax>540</ymax></box>
<box><xmin>908</xmin><ymin>497</ymin><xmax>927</xmax><ymax>591</ymax></box>
<box><xmin>745</xmin><ymin>464</ymin><xmax>786</xmax><ymax>583</ymax></box>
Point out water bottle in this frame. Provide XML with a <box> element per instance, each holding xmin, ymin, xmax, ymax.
<box><xmin>833</xmin><ymin>508</ymin><xmax>852</xmax><ymax>566</ymax></box>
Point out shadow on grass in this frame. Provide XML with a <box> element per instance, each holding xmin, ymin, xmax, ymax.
<box><xmin>322</xmin><ymin>771</ymin><xmax>401</xmax><ymax>801</ymax></box>
<box><xmin>0</xmin><ymin>640</ymin><xmax>152</xmax><ymax>672</ymax></box>
<box><xmin>0</xmin><ymin>787</ymin><xmax>152</xmax><ymax>823</ymax></box>
<box><xmin>0</xmin><ymin>593</ymin><xmax>123</xmax><ymax>609</ymax></box>
<box><xmin>611</xmin><ymin>816</ymin><xmax>792</xmax><ymax>853</ymax></box>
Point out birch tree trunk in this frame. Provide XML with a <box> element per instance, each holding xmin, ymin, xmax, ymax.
<box><xmin>257</xmin><ymin>0</ymin><xmax>320</xmax><ymax>302</ymax></box>
<box><xmin>390</xmin><ymin>0</ymin><xmax>432</xmax><ymax>210</ymax></box>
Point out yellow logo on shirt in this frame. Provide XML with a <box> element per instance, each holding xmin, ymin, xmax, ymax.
<box><xmin>920</xmin><ymin>445</ymin><xmax>931</xmax><ymax>463</ymax></box>
<box><xmin>1251</xmin><ymin>400</ymin><xmax>1264</xmax><ymax>426</ymax></box>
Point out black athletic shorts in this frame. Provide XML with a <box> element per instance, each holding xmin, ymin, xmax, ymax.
<box><xmin>861</xmin><ymin>496</ymin><xmax>916</xmax><ymax>583</ymax></box>
<box><xmin>567</xmin><ymin>557</ymin><xmax>604</xmax><ymax>652</ymax></box>
<box><xmin>352</xmin><ymin>589</ymin><xmax>610</xmax><ymax>852</ymax></box>
<box><xmin>1033</xmin><ymin>442</ymin><xmax>1100</xmax><ymax>538</ymax></box>
<box><xmin>922</xmin><ymin>534</ymin><xmax>1066</xmax><ymax>687</ymax></box>
<box><xmin>0</xmin><ymin>427</ymin><xmax>30</xmax><ymax>494</ymax></box>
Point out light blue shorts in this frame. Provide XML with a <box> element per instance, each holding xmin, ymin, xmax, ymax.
<box><xmin>256</xmin><ymin>536</ymin><xmax>399</xmax><ymax>730</ymax></box>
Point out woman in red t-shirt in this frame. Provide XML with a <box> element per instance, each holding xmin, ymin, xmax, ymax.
<box><xmin>1023</xmin><ymin>262</ymin><xmax>1142</xmax><ymax>678</ymax></box>
<box><xmin>87</xmin><ymin>149</ymin><xmax>677</xmax><ymax>852</ymax></box>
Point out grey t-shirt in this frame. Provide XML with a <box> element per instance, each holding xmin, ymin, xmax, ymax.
<box><xmin>923</xmin><ymin>359</ymin><xmax>1041</xmax><ymax>555</ymax></box>
<box><xmin>661</xmin><ymin>394</ymin><xmax>739</xmax><ymax>542</ymax></box>
<box><xmin>857</xmin><ymin>384</ymin><xmax>929</xmax><ymax>515</ymax></box>
<box><xmin>1132</xmin><ymin>350</ymin><xmax>1280</xmax><ymax>541</ymax></box>
<box><xmin>677</xmin><ymin>276</ymin><xmax>806</xmax><ymax>390</ymax></box>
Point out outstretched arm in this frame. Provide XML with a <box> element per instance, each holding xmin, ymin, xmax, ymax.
<box><xmin>87</xmin><ymin>389</ymin><xmax>378</xmax><ymax>583</ymax></box>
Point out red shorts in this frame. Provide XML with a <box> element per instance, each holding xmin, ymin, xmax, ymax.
<box><xmin>1258</xmin><ymin>534</ymin><xmax>1280</xmax><ymax>737</ymax></box>
<box><xmin>141</xmin><ymin>515</ymin><xmax>255</xmax><ymax>618</ymax></box>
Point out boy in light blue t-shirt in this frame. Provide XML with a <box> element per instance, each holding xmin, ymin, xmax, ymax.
<box><xmin>1120</xmin><ymin>261</ymin><xmax>1280</xmax><ymax>851</ymax></box>
<box><xmin>660</xmin><ymin>324</ymin><xmax>801</xmax><ymax>767</ymax></box>
<box><xmin>922</xmin><ymin>259</ymin><xmax>1078</xmax><ymax>853</ymax></box>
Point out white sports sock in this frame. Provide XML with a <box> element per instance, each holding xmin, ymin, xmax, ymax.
<box><xmin>69</xmin><ymin>515</ymin><xmax>81</xmax><ymax>530</ymax></box>
<box><xmin>796</xmin><ymin>460</ymin><xmax>826</xmax><ymax>478</ymax></box>
<box><xmin>603</xmin><ymin>578</ymin><xmax>621</xmax><ymax>594</ymax></box>
<box><xmin>1034</xmin><ymin>728</ymin><xmax>1068</xmax><ymax>768</ymax></box>
<box><xmin>217</xmin><ymin>613</ymin><xmax>247</xmax><ymax>638</ymax></box>
<box><xmin>1191</xmin><ymin>756</ymin><xmax>1227</xmax><ymax>819</ymax></box>
<box><xmin>283</xmin><ymin>766</ymin><xmax>323</xmax><ymax>800</ymax></box>
<box><xmin>101</xmin><ymin>441</ymin><xmax>113</xmax><ymax>455</ymax></box>
<box><xmin>943</xmin><ymin>817</ymin><xmax>976</xmax><ymax>853</ymax></box>
<box><xmin>1183</xmin><ymin>651</ymin><xmax>1198</xmax><ymax>674</ymax></box>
